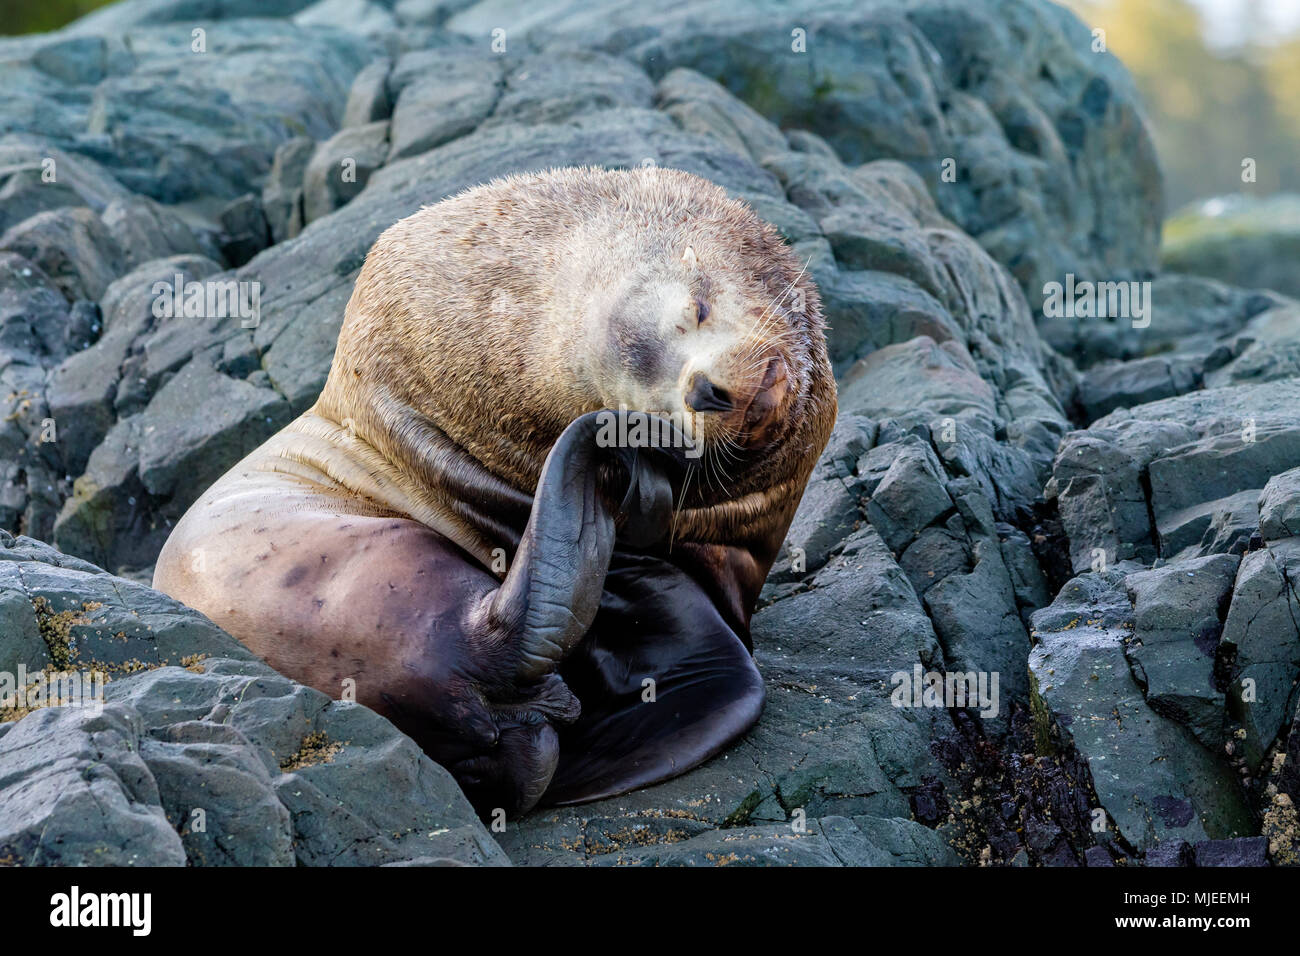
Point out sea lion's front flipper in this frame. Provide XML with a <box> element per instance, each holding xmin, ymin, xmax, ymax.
<box><xmin>453</xmin><ymin>412</ymin><xmax>683</xmax><ymax>814</ymax></box>
<box><xmin>472</xmin><ymin>411</ymin><xmax>681</xmax><ymax>681</ymax></box>
<box><xmin>474</xmin><ymin>411</ymin><xmax>618</xmax><ymax>683</ymax></box>
<box><xmin>544</xmin><ymin>553</ymin><xmax>765</xmax><ymax>805</ymax></box>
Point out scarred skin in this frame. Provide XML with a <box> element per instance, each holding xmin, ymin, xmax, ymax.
<box><xmin>154</xmin><ymin>166</ymin><xmax>836</xmax><ymax>816</ymax></box>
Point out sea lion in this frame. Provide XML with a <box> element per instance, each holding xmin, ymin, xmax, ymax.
<box><xmin>154</xmin><ymin>166</ymin><xmax>836</xmax><ymax>815</ymax></box>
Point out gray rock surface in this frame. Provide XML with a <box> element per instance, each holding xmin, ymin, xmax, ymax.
<box><xmin>303</xmin><ymin>121</ymin><xmax>390</xmax><ymax>224</ymax></box>
<box><xmin>1029</xmin><ymin>570</ymin><xmax>1253</xmax><ymax>852</ymax></box>
<box><xmin>261</xmin><ymin>136</ymin><xmax>316</xmax><ymax>244</ymax></box>
<box><xmin>1220</xmin><ymin>540</ymin><xmax>1300</xmax><ymax>772</ymax></box>
<box><xmin>1040</xmin><ymin>273</ymin><xmax>1281</xmax><ymax>370</ymax></box>
<box><xmin>0</xmin><ymin>20</ymin><xmax>376</xmax><ymax>203</ymax></box>
<box><xmin>1259</xmin><ymin>467</ymin><xmax>1300</xmax><ymax>541</ymax></box>
<box><xmin>1124</xmin><ymin>554</ymin><xmax>1238</xmax><ymax>749</ymax></box>
<box><xmin>1047</xmin><ymin>379</ymin><xmax>1300</xmax><ymax>572</ymax></box>
<box><xmin>0</xmin><ymin>207</ymin><xmax>126</xmax><ymax>302</ymax></box>
<box><xmin>1204</xmin><ymin>304</ymin><xmax>1300</xmax><ymax>390</ymax></box>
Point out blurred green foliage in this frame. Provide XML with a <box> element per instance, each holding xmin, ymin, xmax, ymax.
<box><xmin>1065</xmin><ymin>0</ymin><xmax>1300</xmax><ymax>208</ymax></box>
<box><xmin>0</xmin><ymin>0</ymin><xmax>115</xmax><ymax>34</ymax></box>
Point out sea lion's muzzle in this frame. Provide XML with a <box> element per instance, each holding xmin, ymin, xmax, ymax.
<box><xmin>684</xmin><ymin>352</ymin><xmax>789</xmax><ymax>446</ymax></box>
<box><xmin>685</xmin><ymin>371</ymin><xmax>733</xmax><ymax>412</ymax></box>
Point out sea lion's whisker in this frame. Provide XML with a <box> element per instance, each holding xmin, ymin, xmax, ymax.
<box><xmin>708</xmin><ymin>440</ymin><xmax>735</xmax><ymax>487</ymax></box>
<box><xmin>750</xmin><ymin>256</ymin><xmax>811</xmax><ymax>331</ymax></box>
<box><xmin>668</xmin><ymin>458</ymin><xmax>696</xmax><ymax>549</ymax></box>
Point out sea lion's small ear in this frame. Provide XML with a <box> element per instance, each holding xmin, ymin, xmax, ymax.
<box><xmin>681</xmin><ymin>246</ymin><xmax>697</xmax><ymax>269</ymax></box>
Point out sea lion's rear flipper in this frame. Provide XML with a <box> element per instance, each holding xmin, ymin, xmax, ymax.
<box><xmin>544</xmin><ymin>553</ymin><xmax>765</xmax><ymax>805</ymax></box>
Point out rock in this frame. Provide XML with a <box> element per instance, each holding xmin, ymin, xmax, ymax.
<box><xmin>1084</xmin><ymin>845</ymin><xmax>1113</xmax><ymax>867</ymax></box>
<box><xmin>64</xmin><ymin>0</ymin><xmax>320</xmax><ymax>33</ymax></box>
<box><xmin>28</xmin><ymin>35</ymin><xmax>113</xmax><ymax>86</ymax></box>
<box><xmin>1192</xmin><ymin>836</ymin><xmax>1269</xmax><ymax>867</ymax></box>
<box><xmin>294</xmin><ymin>0</ymin><xmax>398</xmax><ymax>36</ymax></box>
<box><xmin>45</xmin><ymin>254</ymin><xmax>225</xmax><ymax>476</ymax></box>
<box><xmin>261</xmin><ymin>136</ymin><xmax>316</xmax><ymax>244</ymax></box>
<box><xmin>75</xmin><ymin>22</ymin><xmax>375</xmax><ymax>203</ymax></box>
<box><xmin>1048</xmin><ymin>432</ymin><xmax>1155</xmax><ymax>572</ymax></box>
<box><xmin>1219</xmin><ymin>540</ymin><xmax>1300</xmax><ymax>771</ymax></box>
<box><xmin>0</xmin><ymin>533</ymin><xmax>507</xmax><ymax>867</ymax></box>
<box><xmin>101</xmin><ymin>195</ymin><xmax>210</xmax><ymax>268</ymax></box>
<box><xmin>1041</xmin><ymin>272</ymin><xmax>1279</xmax><ymax>368</ymax></box>
<box><xmin>772</xmin><ymin>414</ymin><xmax>875</xmax><ymax>581</ymax></box>
<box><xmin>825</xmin><ymin>814</ymin><xmax>962</xmax><ymax>866</ymax></box>
<box><xmin>791</xmin><ymin>425</ymin><xmax>1039</xmax><ymax>719</ymax></box>
<box><xmin>386</xmin><ymin>47</ymin><xmax>502</xmax><ymax>161</ymax></box>
<box><xmin>656</xmin><ymin>68</ymin><xmax>787</xmax><ymax>165</ymax></box>
<box><xmin>1075</xmin><ymin>355</ymin><xmax>1201</xmax><ymax>423</ymax></box>
<box><xmin>1000</xmin><ymin>526</ymin><xmax>1052</xmax><ymax>621</ymax></box>
<box><xmin>0</xmin><ymin>253</ymin><xmax>77</xmax><ymax>366</ymax></box>
<box><xmin>769</xmin><ymin>148</ymin><xmax>1070</xmax><ymax>516</ymax></box>
<box><xmin>815</xmin><ymin>268</ymin><xmax>954</xmax><ymax>376</ymax></box>
<box><xmin>1195</xmin><ymin>490</ymin><xmax>1264</xmax><ymax>558</ymax></box>
<box><xmin>0</xmin><ymin>207</ymin><xmax>126</xmax><ymax>302</ymax></box>
<box><xmin>55</xmin><ymin>357</ymin><xmax>293</xmax><ymax>572</ymax></box>
<box><xmin>524</xmin><ymin>815</ymin><xmax>961</xmax><ymax>867</ymax></box>
<box><xmin>841</xmin><ymin>337</ymin><xmax>995</xmax><ymax>429</ymax></box>
<box><xmin>445</xmin><ymin>0</ymin><xmax>1161</xmax><ymax>302</ymax></box>
<box><xmin>1265</xmin><ymin>698</ymin><xmax>1300</xmax><ymax>865</ymax></box>
<box><xmin>217</xmin><ymin>193</ymin><xmax>270</xmax><ymax>267</ymax></box>
<box><xmin>1204</xmin><ymin>304</ymin><xmax>1300</xmax><ymax>389</ymax></box>
<box><xmin>924</xmin><ymin>535</ymin><xmax>1030</xmax><ymax>704</ymax></box>
<box><xmin>140</xmin><ymin>720</ymin><xmax>295</xmax><ymax>865</ymax></box>
<box><xmin>1150</xmin><ymin>435</ymin><xmax>1300</xmax><ymax>538</ymax></box>
<box><xmin>0</xmin><ymin>253</ymin><xmax>94</xmax><ymax>540</ymax></box>
<box><xmin>773</xmin><ymin>152</ymin><xmax>1070</xmax><ymax>448</ymax></box>
<box><xmin>1123</xmin><ymin>554</ymin><xmax>1238</xmax><ymax>748</ymax></box>
<box><xmin>0</xmin><ymin>706</ymin><xmax>189</xmax><ymax>865</ymax></box>
<box><xmin>840</xmin><ymin>336</ymin><xmax>1052</xmax><ymax>523</ymax></box>
<box><xmin>898</xmin><ymin>526</ymin><xmax>971</xmax><ymax>600</ymax></box>
<box><xmin>1049</xmin><ymin>379</ymin><xmax>1300</xmax><ymax>572</ymax></box>
<box><xmin>486</xmin><ymin>51</ymin><xmax>655</xmax><ymax>129</ymax></box>
<box><xmin>1259</xmin><ymin>467</ymin><xmax>1300</xmax><ymax>540</ymax></box>
<box><xmin>1029</xmin><ymin>572</ymin><xmax>1253</xmax><ymax>851</ymax></box>
<box><xmin>341</xmin><ymin>57</ymin><xmax>392</xmax><ymax>127</ymax></box>
<box><xmin>135</xmin><ymin>359</ymin><xmax>291</xmax><ymax>501</ymax></box>
<box><xmin>1154</xmin><ymin>488</ymin><xmax>1261</xmax><ymax>560</ymax></box>
<box><xmin>862</xmin><ymin>436</ymin><xmax>953</xmax><ymax>554</ymax></box>
<box><xmin>1143</xmin><ymin>840</ymin><xmax>1191</xmax><ymax>867</ymax></box>
<box><xmin>302</xmin><ymin>122</ymin><xmax>390</xmax><ymax>224</ymax></box>
<box><xmin>0</xmin><ymin>139</ymin><xmax>132</xmax><ymax>235</ymax></box>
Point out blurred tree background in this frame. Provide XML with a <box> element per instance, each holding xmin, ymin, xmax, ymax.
<box><xmin>1064</xmin><ymin>0</ymin><xmax>1300</xmax><ymax>210</ymax></box>
<box><xmin>0</xmin><ymin>0</ymin><xmax>113</xmax><ymax>34</ymax></box>
<box><xmin>1</xmin><ymin>0</ymin><xmax>1296</xmax><ymax>212</ymax></box>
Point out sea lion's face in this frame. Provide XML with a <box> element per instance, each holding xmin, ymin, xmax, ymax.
<box><xmin>588</xmin><ymin>245</ymin><xmax>801</xmax><ymax>474</ymax></box>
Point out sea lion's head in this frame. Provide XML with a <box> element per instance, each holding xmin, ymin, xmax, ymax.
<box><xmin>587</xmin><ymin>246</ymin><xmax>795</xmax><ymax>450</ymax></box>
<box><xmin>325</xmin><ymin>166</ymin><xmax>835</xmax><ymax>547</ymax></box>
<box><xmin>569</xmin><ymin>174</ymin><xmax>833</xmax><ymax>512</ymax></box>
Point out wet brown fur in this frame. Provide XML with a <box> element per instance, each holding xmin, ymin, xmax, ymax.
<box><xmin>291</xmin><ymin>165</ymin><xmax>837</xmax><ymax>575</ymax></box>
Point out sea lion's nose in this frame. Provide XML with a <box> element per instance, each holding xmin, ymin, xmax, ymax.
<box><xmin>685</xmin><ymin>372</ymin><xmax>733</xmax><ymax>412</ymax></box>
